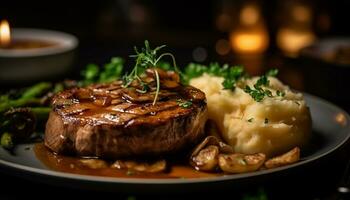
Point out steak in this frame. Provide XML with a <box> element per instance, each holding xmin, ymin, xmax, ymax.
<box><xmin>45</xmin><ymin>68</ymin><xmax>208</xmax><ymax>159</ymax></box>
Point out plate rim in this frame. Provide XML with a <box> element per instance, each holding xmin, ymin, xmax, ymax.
<box><xmin>0</xmin><ymin>93</ymin><xmax>350</xmax><ymax>184</ymax></box>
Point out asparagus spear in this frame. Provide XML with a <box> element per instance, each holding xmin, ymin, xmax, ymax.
<box><xmin>21</xmin><ymin>82</ymin><xmax>52</xmax><ymax>99</ymax></box>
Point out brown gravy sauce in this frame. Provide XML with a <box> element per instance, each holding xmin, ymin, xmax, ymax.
<box><xmin>1</xmin><ymin>39</ymin><xmax>57</xmax><ymax>50</ymax></box>
<box><xmin>34</xmin><ymin>143</ymin><xmax>223</xmax><ymax>179</ymax></box>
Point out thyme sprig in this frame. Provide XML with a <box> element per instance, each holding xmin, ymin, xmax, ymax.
<box><xmin>123</xmin><ymin>40</ymin><xmax>179</xmax><ymax>105</ymax></box>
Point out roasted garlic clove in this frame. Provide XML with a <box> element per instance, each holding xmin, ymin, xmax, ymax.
<box><xmin>111</xmin><ymin>159</ymin><xmax>167</xmax><ymax>173</ymax></box>
<box><xmin>190</xmin><ymin>145</ymin><xmax>219</xmax><ymax>171</ymax></box>
<box><xmin>218</xmin><ymin>153</ymin><xmax>266</xmax><ymax>173</ymax></box>
<box><xmin>191</xmin><ymin>136</ymin><xmax>234</xmax><ymax>157</ymax></box>
<box><xmin>264</xmin><ymin>147</ymin><xmax>300</xmax><ymax>169</ymax></box>
<box><xmin>79</xmin><ymin>159</ymin><xmax>109</xmax><ymax>169</ymax></box>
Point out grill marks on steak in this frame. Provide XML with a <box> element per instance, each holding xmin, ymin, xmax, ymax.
<box><xmin>45</xmin><ymin>68</ymin><xmax>208</xmax><ymax>158</ymax></box>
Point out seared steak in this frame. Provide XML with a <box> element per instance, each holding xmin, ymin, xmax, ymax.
<box><xmin>45</xmin><ymin>69</ymin><xmax>208</xmax><ymax>159</ymax></box>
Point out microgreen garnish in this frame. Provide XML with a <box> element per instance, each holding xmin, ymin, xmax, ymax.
<box><xmin>264</xmin><ymin>118</ymin><xmax>269</xmax><ymax>124</ymax></box>
<box><xmin>247</xmin><ymin>118</ymin><xmax>254</xmax><ymax>122</ymax></box>
<box><xmin>176</xmin><ymin>99</ymin><xmax>193</xmax><ymax>108</ymax></box>
<box><xmin>244</xmin><ymin>69</ymin><xmax>279</xmax><ymax>102</ymax></box>
<box><xmin>182</xmin><ymin>63</ymin><xmax>245</xmax><ymax>90</ymax></box>
<box><xmin>124</xmin><ymin>40</ymin><xmax>179</xmax><ymax>105</ymax></box>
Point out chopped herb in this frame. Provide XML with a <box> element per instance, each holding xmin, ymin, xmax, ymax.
<box><xmin>247</xmin><ymin>118</ymin><xmax>254</xmax><ymax>122</ymax></box>
<box><xmin>244</xmin><ymin>69</ymin><xmax>279</xmax><ymax>102</ymax></box>
<box><xmin>276</xmin><ymin>90</ymin><xmax>285</xmax><ymax>97</ymax></box>
<box><xmin>264</xmin><ymin>118</ymin><xmax>269</xmax><ymax>124</ymax></box>
<box><xmin>176</xmin><ymin>99</ymin><xmax>193</xmax><ymax>108</ymax></box>
<box><xmin>126</xmin><ymin>170</ymin><xmax>135</xmax><ymax>176</ymax></box>
<box><xmin>244</xmin><ymin>86</ymin><xmax>270</xmax><ymax>102</ymax></box>
<box><xmin>182</xmin><ymin>63</ymin><xmax>245</xmax><ymax>90</ymax></box>
<box><xmin>266</xmin><ymin>69</ymin><xmax>279</xmax><ymax>77</ymax></box>
<box><xmin>295</xmin><ymin>101</ymin><xmax>300</xmax><ymax>106</ymax></box>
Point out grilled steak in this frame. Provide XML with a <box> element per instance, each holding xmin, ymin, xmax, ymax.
<box><xmin>45</xmin><ymin>68</ymin><xmax>208</xmax><ymax>159</ymax></box>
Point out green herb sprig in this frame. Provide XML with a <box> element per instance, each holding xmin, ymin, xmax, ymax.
<box><xmin>244</xmin><ymin>69</ymin><xmax>279</xmax><ymax>102</ymax></box>
<box><xmin>182</xmin><ymin>63</ymin><xmax>245</xmax><ymax>90</ymax></box>
<box><xmin>123</xmin><ymin>40</ymin><xmax>179</xmax><ymax>105</ymax></box>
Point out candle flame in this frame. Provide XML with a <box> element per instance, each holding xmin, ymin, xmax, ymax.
<box><xmin>0</xmin><ymin>20</ymin><xmax>11</xmax><ymax>47</ymax></box>
<box><xmin>230</xmin><ymin>31</ymin><xmax>268</xmax><ymax>54</ymax></box>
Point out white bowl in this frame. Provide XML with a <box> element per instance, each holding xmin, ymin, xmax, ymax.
<box><xmin>0</xmin><ymin>28</ymin><xmax>78</xmax><ymax>83</ymax></box>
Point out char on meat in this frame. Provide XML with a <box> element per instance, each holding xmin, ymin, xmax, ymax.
<box><xmin>45</xmin><ymin>68</ymin><xmax>208</xmax><ymax>159</ymax></box>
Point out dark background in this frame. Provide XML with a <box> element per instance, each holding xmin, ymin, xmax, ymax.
<box><xmin>1</xmin><ymin>0</ymin><xmax>350</xmax><ymax>199</ymax></box>
<box><xmin>1</xmin><ymin>0</ymin><xmax>350</xmax><ymax>105</ymax></box>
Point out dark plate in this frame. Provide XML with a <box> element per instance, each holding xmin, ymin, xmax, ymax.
<box><xmin>0</xmin><ymin>93</ymin><xmax>349</xmax><ymax>193</ymax></box>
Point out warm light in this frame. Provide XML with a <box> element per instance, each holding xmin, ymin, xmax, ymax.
<box><xmin>240</xmin><ymin>5</ymin><xmax>259</xmax><ymax>26</ymax></box>
<box><xmin>216</xmin><ymin>14</ymin><xmax>232</xmax><ymax>32</ymax></box>
<box><xmin>292</xmin><ymin>5</ymin><xmax>311</xmax><ymax>23</ymax></box>
<box><xmin>277</xmin><ymin>28</ymin><xmax>315</xmax><ymax>56</ymax></box>
<box><xmin>335</xmin><ymin>113</ymin><xmax>347</xmax><ymax>126</ymax></box>
<box><xmin>0</xmin><ymin>20</ymin><xmax>11</xmax><ymax>47</ymax></box>
<box><xmin>230</xmin><ymin>30</ymin><xmax>268</xmax><ymax>54</ymax></box>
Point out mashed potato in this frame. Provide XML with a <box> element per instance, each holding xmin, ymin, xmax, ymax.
<box><xmin>190</xmin><ymin>74</ymin><xmax>311</xmax><ymax>157</ymax></box>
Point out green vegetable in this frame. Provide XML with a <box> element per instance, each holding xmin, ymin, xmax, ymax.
<box><xmin>176</xmin><ymin>99</ymin><xmax>192</xmax><ymax>108</ymax></box>
<box><xmin>21</xmin><ymin>82</ymin><xmax>52</xmax><ymax>99</ymax></box>
<box><xmin>0</xmin><ymin>98</ymin><xmax>41</xmax><ymax>113</ymax></box>
<box><xmin>53</xmin><ymin>83</ymin><xmax>64</xmax><ymax>93</ymax></box>
<box><xmin>0</xmin><ymin>108</ymin><xmax>36</xmax><ymax>141</ymax></box>
<box><xmin>124</xmin><ymin>40</ymin><xmax>179</xmax><ymax>105</ymax></box>
<box><xmin>30</xmin><ymin>107</ymin><xmax>51</xmax><ymax>121</ymax></box>
<box><xmin>182</xmin><ymin>62</ymin><xmax>245</xmax><ymax>90</ymax></box>
<box><xmin>80</xmin><ymin>57</ymin><xmax>124</xmax><ymax>86</ymax></box>
<box><xmin>1</xmin><ymin>132</ymin><xmax>14</xmax><ymax>149</ymax></box>
<box><xmin>244</xmin><ymin>69</ymin><xmax>279</xmax><ymax>102</ymax></box>
<box><xmin>247</xmin><ymin>118</ymin><xmax>254</xmax><ymax>122</ymax></box>
<box><xmin>99</xmin><ymin>57</ymin><xmax>124</xmax><ymax>83</ymax></box>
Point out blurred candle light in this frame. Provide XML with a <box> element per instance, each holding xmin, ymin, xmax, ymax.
<box><xmin>216</xmin><ymin>13</ymin><xmax>232</xmax><ymax>32</ymax></box>
<box><xmin>277</xmin><ymin>28</ymin><xmax>315</xmax><ymax>57</ymax></box>
<box><xmin>0</xmin><ymin>20</ymin><xmax>11</xmax><ymax>47</ymax></box>
<box><xmin>277</xmin><ymin>4</ymin><xmax>316</xmax><ymax>57</ymax></box>
<box><xmin>229</xmin><ymin>4</ymin><xmax>269</xmax><ymax>54</ymax></box>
